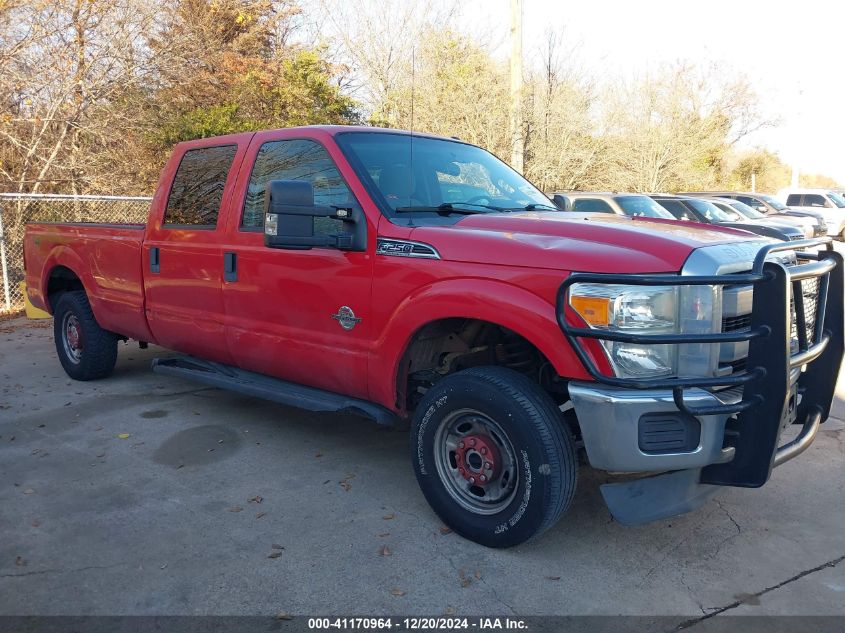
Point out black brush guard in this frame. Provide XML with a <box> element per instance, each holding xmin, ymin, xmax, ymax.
<box><xmin>556</xmin><ymin>239</ymin><xmax>844</xmax><ymax>488</ymax></box>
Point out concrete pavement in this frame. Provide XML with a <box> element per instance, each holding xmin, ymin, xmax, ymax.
<box><xmin>0</xmin><ymin>316</ymin><xmax>843</xmax><ymax>622</ymax></box>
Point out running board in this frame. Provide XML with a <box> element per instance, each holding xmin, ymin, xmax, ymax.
<box><xmin>151</xmin><ymin>356</ymin><xmax>397</xmax><ymax>426</ymax></box>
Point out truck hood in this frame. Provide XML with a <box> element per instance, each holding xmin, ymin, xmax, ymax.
<box><xmin>408</xmin><ymin>212</ymin><xmax>764</xmax><ymax>273</ymax></box>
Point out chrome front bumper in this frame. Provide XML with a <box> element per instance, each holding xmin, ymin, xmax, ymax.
<box><xmin>568</xmin><ymin>383</ymin><xmax>737</xmax><ymax>472</ymax></box>
<box><xmin>569</xmin><ymin>380</ymin><xmax>825</xmax><ymax>525</ymax></box>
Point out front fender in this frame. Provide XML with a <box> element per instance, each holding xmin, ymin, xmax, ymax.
<box><xmin>368</xmin><ymin>277</ymin><xmax>592</xmax><ymax>412</ymax></box>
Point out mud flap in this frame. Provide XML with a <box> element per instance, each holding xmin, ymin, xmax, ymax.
<box><xmin>601</xmin><ymin>468</ymin><xmax>720</xmax><ymax>526</ymax></box>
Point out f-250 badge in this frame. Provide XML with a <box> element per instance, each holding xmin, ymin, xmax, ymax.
<box><xmin>331</xmin><ymin>306</ymin><xmax>362</xmax><ymax>331</ymax></box>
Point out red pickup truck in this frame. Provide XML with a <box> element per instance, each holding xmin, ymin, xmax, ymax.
<box><xmin>24</xmin><ymin>126</ymin><xmax>844</xmax><ymax>547</ymax></box>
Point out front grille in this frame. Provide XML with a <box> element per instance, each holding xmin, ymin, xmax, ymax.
<box><xmin>722</xmin><ymin>314</ymin><xmax>751</xmax><ymax>332</ymax></box>
<box><xmin>719</xmin><ymin>271</ymin><xmax>822</xmax><ymax>374</ymax></box>
<box><xmin>791</xmin><ymin>277</ymin><xmax>820</xmax><ymax>346</ymax></box>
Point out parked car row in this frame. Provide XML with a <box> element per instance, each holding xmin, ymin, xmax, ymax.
<box><xmin>550</xmin><ymin>191</ymin><xmax>810</xmax><ymax>243</ymax></box>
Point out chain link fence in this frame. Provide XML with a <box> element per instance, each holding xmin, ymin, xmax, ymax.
<box><xmin>0</xmin><ymin>194</ymin><xmax>152</xmax><ymax>314</ymax></box>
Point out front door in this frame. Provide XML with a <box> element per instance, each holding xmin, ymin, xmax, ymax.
<box><xmin>221</xmin><ymin>133</ymin><xmax>375</xmax><ymax>399</ymax></box>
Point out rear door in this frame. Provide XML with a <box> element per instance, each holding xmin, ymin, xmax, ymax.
<box><xmin>143</xmin><ymin>138</ymin><xmax>250</xmax><ymax>363</ymax></box>
<box><xmin>220</xmin><ymin>131</ymin><xmax>375</xmax><ymax>399</ymax></box>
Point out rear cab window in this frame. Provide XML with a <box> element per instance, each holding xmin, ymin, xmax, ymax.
<box><xmin>163</xmin><ymin>145</ymin><xmax>238</xmax><ymax>227</ymax></box>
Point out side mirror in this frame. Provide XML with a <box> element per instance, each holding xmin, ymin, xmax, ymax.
<box><xmin>263</xmin><ymin>180</ymin><xmax>365</xmax><ymax>251</ymax></box>
<box><xmin>552</xmin><ymin>194</ymin><xmax>569</xmax><ymax>211</ymax></box>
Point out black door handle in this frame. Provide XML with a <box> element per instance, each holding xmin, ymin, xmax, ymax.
<box><xmin>150</xmin><ymin>247</ymin><xmax>160</xmax><ymax>273</ymax></box>
<box><xmin>224</xmin><ymin>251</ymin><xmax>237</xmax><ymax>282</ymax></box>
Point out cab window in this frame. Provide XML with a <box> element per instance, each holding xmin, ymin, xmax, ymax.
<box><xmin>241</xmin><ymin>139</ymin><xmax>354</xmax><ymax>234</ymax></box>
<box><xmin>163</xmin><ymin>145</ymin><xmax>238</xmax><ymax>227</ymax></box>
<box><xmin>572</xmin><ymin>198</ymin><xmax>613</xmax><ymax>213</ymax></box>
<box><xmin>803</xmin><ymin>194</ymin><xmax>829</xmax><ymax>208</ymax></box>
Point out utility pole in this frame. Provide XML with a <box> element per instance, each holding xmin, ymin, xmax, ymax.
<box><xmin>510</xmin><ymin>0</ymin><xmax>524</xmax><ymax>173</ymax></box>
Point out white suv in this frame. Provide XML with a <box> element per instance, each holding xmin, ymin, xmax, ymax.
<box><xmin>777</xmin><ymin>188</ymin><xmax>845</xmax><ymax>238</ymax></box>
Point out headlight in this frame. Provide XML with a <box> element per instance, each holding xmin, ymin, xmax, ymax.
<box><xmin>569</xmin><ymin>283</ymin><xmax>722</xmax><ymax>379</ymax></box>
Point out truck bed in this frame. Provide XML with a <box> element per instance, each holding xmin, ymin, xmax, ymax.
<box><xmin>24</xmin><ymin>222</ymin><xmax>152</xmax><ymax>341</ymax></box>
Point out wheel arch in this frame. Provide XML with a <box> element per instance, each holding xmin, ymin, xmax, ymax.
<box><xmin>368</xmin><ymin>278</ymin><xmax>591</xmax><ymax>414</ymax></box>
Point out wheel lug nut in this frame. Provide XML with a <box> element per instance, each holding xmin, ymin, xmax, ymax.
<box><xmin>485</xmin><ymin>462</ymin><xmax>492</xmax><ymax>469</ymax></box>
<box><xmin>469</xmin><ymin>439</ymin><xmax>476</xmax><ymax>447</ymax></box>
<box><xmin>479</xmin><ymin>475</ymin><xmax>487</xmax><ymax>482</ymax></box>
<box><xmin>480</xmin><ymin>447</ymin><xmax>487</xmax><ymax>455</ymax></box>
<box><xmin>458</xmin><ymin>441</ymin><xmax>465</xmax><ymax>449</ymax></box>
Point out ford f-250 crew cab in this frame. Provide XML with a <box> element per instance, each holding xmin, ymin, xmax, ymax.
<box><xmin>23</xmin><ymin>126</ymin><xmax>844</xmax><ymax>548</ymax></box>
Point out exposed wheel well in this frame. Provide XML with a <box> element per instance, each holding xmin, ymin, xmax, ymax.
<box><xmin>397</xmin><ymin>318</ymin><xmax>570</xmax><ymax>413</ymax></box>
<box><xmin>47</xmin><ymin>266</ymin><xmax>84</xmax><ymax>310</ymax></box>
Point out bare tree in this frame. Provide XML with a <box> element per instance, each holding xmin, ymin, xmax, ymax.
<box><xmin>314</xmin><ymin>0</ymin><xmax>457</xmax><ymax>125</ymax></box>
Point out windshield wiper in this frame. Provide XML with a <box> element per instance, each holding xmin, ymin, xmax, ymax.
<box><xmin>523</xmin><ymin>203</ymin><xmax>559</xmax><ymax>211</ymax></box>
<box><xmin>394</xmin><ymin>203</ymin><xmax>490</xmax><ymax>215</ymax></box>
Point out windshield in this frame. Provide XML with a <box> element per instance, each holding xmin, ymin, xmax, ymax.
<box><xmin>726</xmin><ymin>200</ymin><xmax>765</xmax><ymax>219</ymax></box>
<box><xmin>687</xmin><ymin>198</ymin><xmax>736</xmax><ymax>222</ymax></box>
<box><xmin>828</xmin><ymin>192</ymin><xmax>845</xmax><ymax>208</ymax></box>
<box><xmin>615</xmin><ymin>195</ymin><xmax>675</xmax><ymax>218</ymax></box>
<box><xmin>759</xmin><ymin>194</ymin><xmax>788</xmax><ymax>211</ymax></box>
<box><xmin>335</xmin><ymin>132</ymin><xmax>552</xmax><ymax>213</ymax></box>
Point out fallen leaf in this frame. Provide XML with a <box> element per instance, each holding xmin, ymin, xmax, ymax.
<box><xmin>96</xmin><ymin>453</ymin><xmax>105</xmax><ymax>458</ymax></box>
<box><xmin>276</xmin><ymin>612</ymin><xmax>293</xmax><ymax>620</ymax></box>
<box><xmin>248</xmin><ymin>495</ymin><xmax>263</xmax><ymax>504</ymax></box>
<box><xmin>546</xmin><ymin>576</ymin><xmax>561</xmax><ymax>581</ymax></box>
<box><xmin>23</xmin><ymin>488</ymin><xmax>34</xmax><ymax>495</ymax></box>
<box><xmin>31</xmin><ymin>519</ymin><xmax>40</xmax><ymax>528</ymax></box>
<box><xmin>439</xmin><ymin>526</ymin><xmax>453</xmax><ymax>535</ymax></box>
<box><xmin>383</xmin><ymin>513</ymin><xmax>395</xmax><ymax>520</ymax></box>
<box><xmin>378</xmin><ymin>532</ymin><xmax>390</xmax><ymax>538</ymax></box>
<box><xmin>444</xmin><ymin>607</ymin><xmax>456</xmax><ymax>616</ymax></box>
<box><xmin>271</xmin><ymin>544</ymin><xmax>284</xmax><ymax>550</ymax></box>
<box><xmin>160</xmin><ymin>563</ymin><xmax>168</xmax><ymax>569</ymax></box>
<box><xmin>117</xmin><ymin>433</ymin><xmax>130</xmax><ymax>439</ymax></box>
<box><xmin>378</xmin><ymin>545</ymin><xmax>391</xmax><ymax>557</ymax></box>
<box><xmin>15</xmin><ymin>556</ymin><xmax>27</xmax><ymax>567</ymax></box>
<box><xmin>339</xmin><ymin>481</ymin><xmax>351</xmax><ymax>492</ymax></box>
<box><xmin>228</xmin><ymin>506</ymin><xmax>243</xmax><ymax>513</ymax></box>
<box><xmin>256</xmin><ymin>512</ymin><xmax>267</xmax><ymax>519</ymax></box>
<box><xmin>390</xmin><ymin>588</ymin><xmax>406</xmax><ymax>597</ymax></box>
<box><xmin>315</xmin><ymin>453</ymin><xmax>322</xmax><ymax>458</ymax></box>
<box><xmin>459</xmin><ymin>569</ymin><xmax>471</xmax><ymax>588</ymax></box>
<box><xmin>268</xmin><ymin>550</ymin><xmax>283</xmax><ymax>559</ymax></box>
<box><xmin>474</xmin><ymin>570</ymin><xmax>482</xmax><ymax>580</ymax></box>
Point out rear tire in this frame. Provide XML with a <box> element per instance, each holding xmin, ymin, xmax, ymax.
<box><xmin>53</xmin><ymin>290</ymin><xmax>118</xmax><ymax>381</ymax></box>
<box><xmin>410</xmin><ymin>366</ymin><xmax>577</xmax><ymax>548</ymax></box>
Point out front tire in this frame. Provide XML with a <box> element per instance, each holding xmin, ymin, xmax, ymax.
<box><xmin>410</xmin><ymin>366</ymin><xmax>577</xmax><ymax>548</ymax></box>
<box><xmin>53</xmin><ymin>290</ymin><xmax>118</xmax><ymax>381</ymax></box>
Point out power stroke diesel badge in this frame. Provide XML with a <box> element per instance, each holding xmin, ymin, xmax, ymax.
<box><xmin>331</xmin><ymin>306</ymin><xmax>361</xmax><ymax>331</ymax></box>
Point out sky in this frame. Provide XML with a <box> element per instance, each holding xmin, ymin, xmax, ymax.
<box><xmin>454</xmin><ymin>0</ymin><xmax>845</xmax><ymax>184</ymax></box>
